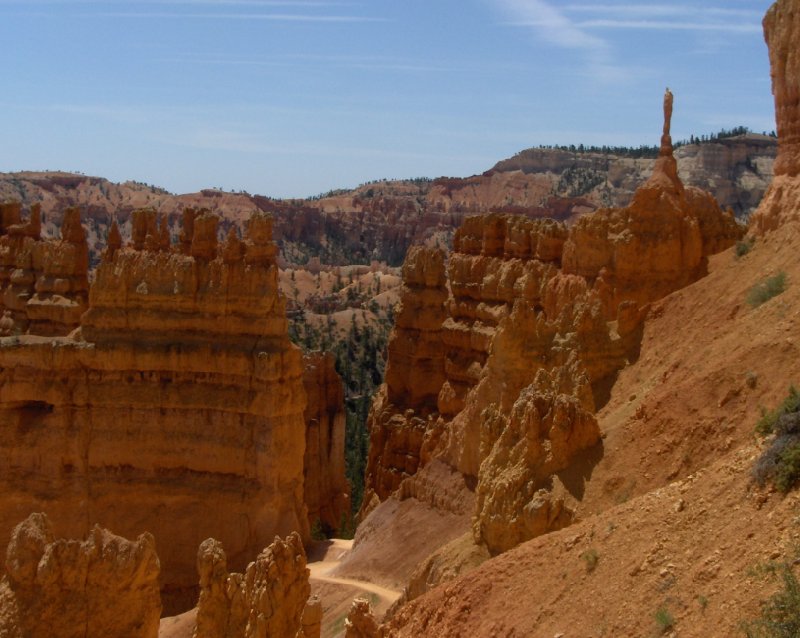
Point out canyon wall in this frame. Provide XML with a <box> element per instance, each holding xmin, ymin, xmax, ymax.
<box><xmin>302</xmin><ymin>352</ymin><xmax>349</xmax><ymax>534</ymax></box>
<box><xmin>0</xmin><ymin>207</ymin><xmax>315</xmax><ymax>613</ymax></box>
<box><xmin>360</xmin><ymin>92</ymin><xmax>744</xmax><ymax>555</ymax></box>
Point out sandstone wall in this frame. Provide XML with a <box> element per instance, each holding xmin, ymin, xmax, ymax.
<box><xmin>0</xmin><ymin>208</ymin><xmax>311</xmax><ymax>613</ymax></box>
<box><xmin>0</xmin><ymin>513</ymin><xmax>161</xmax><ymax>638</ymax></box>
<box><xmin>302</xmin><ymin>352</ymin><xmax>349</xmax><ymax>534</ymax></box>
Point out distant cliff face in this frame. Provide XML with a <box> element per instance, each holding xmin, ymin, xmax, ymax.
<box><xmin>0</xmin><ymin>135</ymin><xmax>771</xmax><ymax>268</ymax></box>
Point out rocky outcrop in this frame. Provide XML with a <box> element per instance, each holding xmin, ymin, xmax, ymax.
<box><xmin>0</xmin><ymin>513</ymin><xmax>161</xmax><ymax>638</ymax></box>
<box><xmin>344</xmin><ymin>598</ymin><xmax>379</xmax><ymax>638</ymax></box>
<box><xmin>193</xmin><ymin>533</ymin><xmax>310</xmax><ymax>638</ymax></box>
<box><xmin>0</xmin><ymin>203</ymin><xmax>88</xmax><ymax>336</ymax></box>
<box><xmin>0</xmin><ymin>207</ymin><xmax>310</xmax><ymax>613</ymax></box>
<box><xmin>302</xmin><ymin>352</ymin><xmax>349</xmax><ymax>534</ymax></box>
<box><xmin>359</xmin><ymin>90</ymin><xmax>744</xmax><ymax>559</ymax></box>
<box><xmin>751</xmin><ymin>0</ymin><xmax>800</xmax><ymax>234</ymax></box>
<box><xmin>562</xmin><ymin>91</ymin><xmax>743</xmax><ymax>310</ymax></box>
<box><xmin>300</xmin><ymin>596</ymin><xmax>322</xmax><ymax>638</ymax></box>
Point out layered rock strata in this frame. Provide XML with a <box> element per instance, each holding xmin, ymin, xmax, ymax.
<box><xmin>193</xmin><ymin>533</ymin><xmax>311</xmax><ymax>638</ymax></box>
<box><xmin>0</xmin><ymin>513</ymin><xmax>161</xmax><ymax>638</ymax></box>
<box><xmin>360</xmin><ymin>91</ymin><xmax>744</xmax><ymax>555</ymax></box>
<box><xmin>0</xmin><ymin>203</ymin><xmax>88</xmax><ymax>336</ymax></box>
<box><xmin>0</xmin><ymin>207</ymin><xmax>310</xmax><ymax>612</ymax></box>
<box><xmin>302</xmin><ymin>352</ymin><xmax>350</xmax><ymax>533</ymax></box>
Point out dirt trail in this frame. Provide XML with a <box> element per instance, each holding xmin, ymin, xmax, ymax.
<box><xmin>308</xmin><ymin>538</ymin><xmax>401</xmax><ymax>637</ymax></box>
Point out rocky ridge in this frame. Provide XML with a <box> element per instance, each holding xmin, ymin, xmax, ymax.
<box><xmin>350</xmin><ymin>88</ymin><xmax>744</xmax><ymax>605</ymax></box>
<box><xmin>0</xmin><ymin>133</ymin><xmax>771</xmax><ymax>270</ymax></box>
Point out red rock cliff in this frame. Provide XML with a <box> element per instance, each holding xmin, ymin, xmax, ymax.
<box><xmin>0</xmin><ymin>207</ymin><xmax>310</xmax><ymax>613</ymax></box>
<box><xmin>303</xmin><ymin>352</ymin><xmax>350</xmax><ymax>534</ymax></box>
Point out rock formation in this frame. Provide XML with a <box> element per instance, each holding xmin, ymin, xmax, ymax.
<box><xmin>360</xmin><ymin>247</ymin><xmax>448</xmax><ymax>510</ymax></box>
<box><xmin>0</xmin><ymin>512</ymin><xmax>161</xmax><ymax>638</ymax></box>
<box><xmin>193</xmin><ymin>533</ymin><xmax>310</xmax><ymax>638</ymax></box>
<box><xmin>0</xmin><ymin>203</ymin><xmax>88</xmax><ymax>336</ymax></box>
<box><xmin>344</xmin><ymin>598</ymin><xmax>379</xmax><ymax>638</ymax></box>
<box><xmin>0</xmin><ymin>207</ymin><xmax>310</xmax><ymax>613</ymax></box>
<box><xmin>359</xmin><ymin>90</ymin><xmax>744</xmax><ymax>557</ymax></box>
<box><xmin>751</xmin><ymin>0</ymin><xmax>800</xmax><ymax>233</ymax></box>
<box><xmin>302</xmin><ymin>352</ymin><xmax>350</xmax><ymax>534</ymax></box>
<box><xmin>300</xmin><ymin>596</ymin><xmax>322</xmax><ymax>638</ymax></box>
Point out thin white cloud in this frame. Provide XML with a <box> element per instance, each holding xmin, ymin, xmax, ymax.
<box><xmin>564</xmin><ymin>4</ymin><xmax>761</xmax><ymax>19</ymax></box>
<box><xmin>493</xmin><ymin>0</ymin><xmax>608</xmax><ymax>51</ymax></box>
<box><xmin>578</xmin><ymin>19</ymin><xmax>761</xmax><ymax>33</ymax></box>
<box><xmin>0</xmin><ymin>0</ymin><xmax>347</xmax><ymax>4</ymax></box>
<box><xmin>89</xmin><ymin>12</ymin><xmax>383</xmax><ymax>21</ymax></box>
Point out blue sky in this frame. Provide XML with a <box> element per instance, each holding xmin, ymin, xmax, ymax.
<box><xmin>0</xmin><ymin>0</ymin><xmax>776</xmax><ymax>198</ymax></box>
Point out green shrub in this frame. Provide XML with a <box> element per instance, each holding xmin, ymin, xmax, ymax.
<box><xmin>741</xmin><ymin>562</ymin><xmax>800</xmax><ymax>637</ymax></box>
<box><xmin>775</xmin><ymin>443</ymin><xmax>800</xmax><ymax>493</ymax></box>
<box><xmin>736</xmin><ymin>237</ymin><xmax>755</xmax><ymax>258</ymax></box>
<box><xmin>755</xmin><ymin>387</ymin><xmax>800</xmax><ymax>436</ymax></box>
<box><xmin>747</xmin><ymin>272</ymin><xmax>787</xmax><ymax>308</ymax></box>
<box><xmin>753</xmin><ymin>387</ymin><xmax>800</xmax><ymax>492</ymax></box>
<box><xmin>654</xmin><ymin>606</ymin><xmax>674</xmax><ymax>634</ymax></box>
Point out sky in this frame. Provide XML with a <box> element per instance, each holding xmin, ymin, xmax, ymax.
<box><xmin>0</xmin><ymin>0</ymin><xmax>777</xmax><ymax>198</ymax></box>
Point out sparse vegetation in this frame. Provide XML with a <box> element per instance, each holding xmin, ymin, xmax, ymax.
<box><xmin>736</xmin><ymin>237</ymin><xmax>755</xmax><ymax>259</ymax></box>
<box><xmin>698</xmin><ymin>595</ymin><xmax>709</xmax><ymax>612</ymax></box>
<box><xmin>753</xmin><ymin>387</ymin><xmax>800</xmax><ymax>493</ymax></box>
<box><xmin>741</xmin><ymin>560</ymin><xmax>800</xmax><ymax>637</ymax></box>
<box><xmin>581</xmin><ymin>548</ymin><xmax>599</xmax><ymax>572</ymax></box>
<box><xmin>654</xmin><ymin>606</ymin><xmax>674</xmax><ymax>634</ymax></box>
<box><xmin>747</xmin><ymin>272</ymin><xmax>787</xmax><ymax>308</ymax></box>
<box><xmin>288</xmin><ymin>272</ymin><xmax>395</xmax><ymax>520</ymax></box>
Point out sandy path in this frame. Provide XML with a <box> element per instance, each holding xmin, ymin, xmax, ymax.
<box><xmin>309</xmin><ymin>541</ymin><xmax>401</xmax><ymax>607</ymax></box>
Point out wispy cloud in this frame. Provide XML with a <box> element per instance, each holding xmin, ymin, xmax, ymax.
<box><xmin>493</xmin><ymin>0</ymin><xmax>607</xmax><ymax>51</ymax></box>
<box><xmin>563</xmin><ymin>4</ymin><xmax>762</xmax><ymax>33</ymax></box>
<box><xmin>577</xmin><ymin>19</ymin><xmax>760</xmax><ymax>33</ymax></box>
<box><xmin>564</xmin><ymin>4</ymin><xmax>761</xmax><ymax>19</ymax></box>
<box><xmin>0</xmin><ymin>0</ymin><xmax>349</xmax><ymax>4</ymax></box>
<box><xmin>88</xmin><ymin>12</ymin><xmax>383</xmax><ymax>21</ymax></box>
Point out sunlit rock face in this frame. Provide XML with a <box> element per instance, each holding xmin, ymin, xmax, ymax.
<box><xmin>0</xmin><ymin>207</ymin><xmax>310</xmax><ymax>612</ymax></box>
<box><xmin>360</xmin><ymin>90</ymin><xmax>743</xmax><ymax>554</ymax></box>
